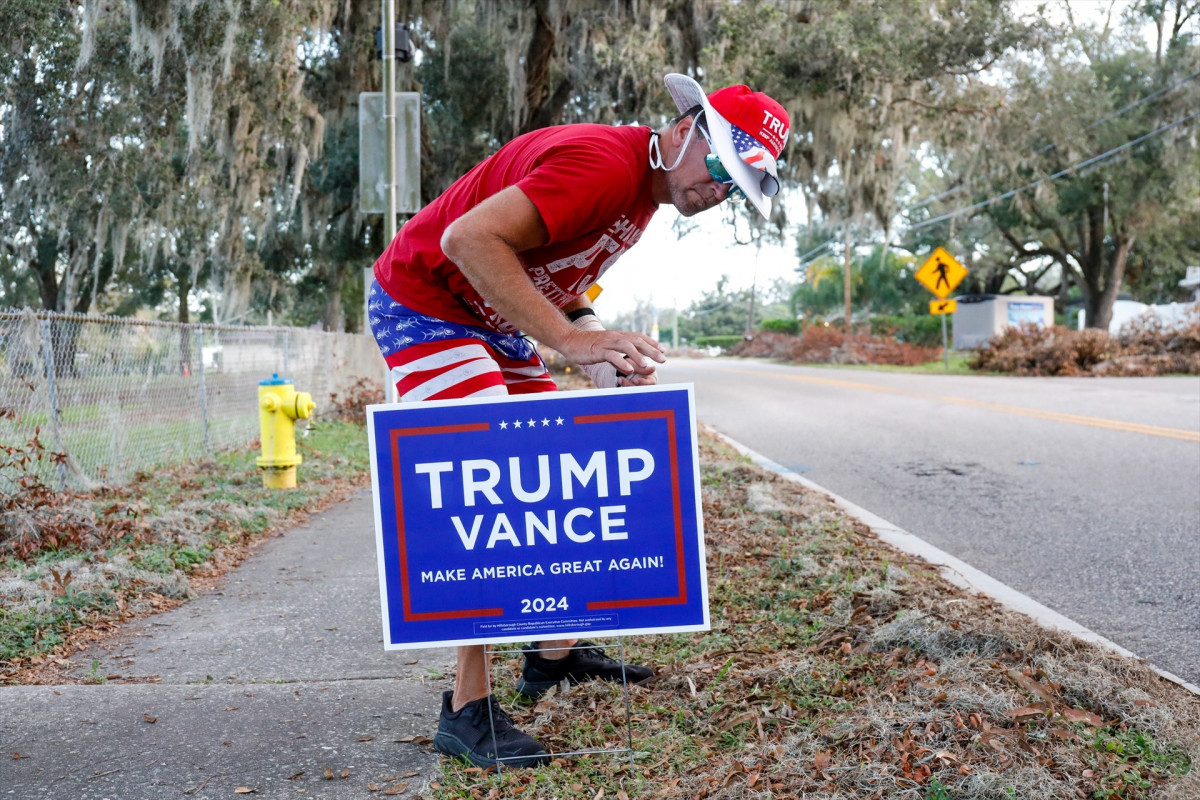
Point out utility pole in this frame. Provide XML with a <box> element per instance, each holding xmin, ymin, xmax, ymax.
<box><xmin>377</xmin><ymin>1</ymin><xmax>398</xmax><ymax>401</ymax></box>
<box><xmin>745</xmin><ymin>245</ymin><xmax>759</xmax><ymax>338</ymax></box>
<box><xmin>843</xmin><ymin>228</ymin><xmax>852</xmax><ymax>332</ymax></box>
<box><xmin>379</xmin><ymin>2</ymin><xmax>398</xmax><ymax>264</ymax></box>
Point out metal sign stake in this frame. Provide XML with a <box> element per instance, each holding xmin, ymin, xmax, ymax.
<box><xmin>481</xmin><ymin>639</ymin><xmax>639</xmax><ymax>781</ymax></box>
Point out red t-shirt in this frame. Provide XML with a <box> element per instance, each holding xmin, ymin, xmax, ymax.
<box><xmin>373</xmin><ymin>123</ymin><xmax>659</xmax><ymax>334</ymax></box>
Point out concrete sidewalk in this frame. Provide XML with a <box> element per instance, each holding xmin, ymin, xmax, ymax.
<box><xmin>1</xmin><ymin>490</ymin><xmax>452</xmax><ymax>800</ymax></box>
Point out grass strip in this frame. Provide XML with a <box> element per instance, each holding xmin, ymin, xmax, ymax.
<box><xmin>0</xmin><ymin>419</ymin><xmax>369</xmax><ymax>670</ymax></box>
<box><xmin>2</xmin><ymin>407</ymin><xmax>1196</xmax><ymax>799</ymax></box>
<box><xmin>433</xmin><ymin>431</ymin><xmax>1198</xmax><ymax>800</ymax></box>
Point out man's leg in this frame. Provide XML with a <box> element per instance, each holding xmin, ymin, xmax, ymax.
<box><xmin>518</xmin><ymin>637</ymin><xmax>655</xmax><ymax>699</ymax></box>
<box><xmin>451</xmin><ymin>645</ymin><xmax>490</xmax><ymax>710</ymax></box>
<box><xmin>434</xmin><ymin>645</ymin><xmax>548</xmax><ymax>768</ymax></box>
<box><xmin>370</xmin><ymin>309</ymin><xmax>553</xmax><ymax>766</ymax></box>
<box><xmin>534</xmin><ymin>639</ymin><xmax>576</xmax><ymax>660</ymax></box>
<box><xmin>368</xmin><ymin>296</ymin><xmax>645</xmax><ymax>758</ymax></box>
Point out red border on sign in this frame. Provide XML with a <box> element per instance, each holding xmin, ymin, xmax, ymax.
<box><xmin>573</xmin><ymin>410</ymin><xmax>688</xmax><ymax>609</ymax></box>
<box><xmin>390</xmin><ymin>423</ymin><xmax>503</xmax><ymax>621</ymax></box>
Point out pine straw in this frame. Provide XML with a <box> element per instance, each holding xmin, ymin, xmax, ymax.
<box><xmin>433</xmin><ymin>427</ymin><xmax>1198</xmax><ymax>800</ymax></box>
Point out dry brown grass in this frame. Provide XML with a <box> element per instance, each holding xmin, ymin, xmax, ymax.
<box><xmin>435</xmin><ymin>427</ymin><xmax>1198</xmax><ymax>799</ymax></box>
<box><xmin>5</xmin><ymin>368</ymin><xmax>1194</xmax><ymax>798</ymax></box>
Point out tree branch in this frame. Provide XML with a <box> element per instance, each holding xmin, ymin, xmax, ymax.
<box><xmin>1026</xmin><ymin>196</ymin><xmax>1075</xmax><ymax>258</ymax></box>
<box><xmin>889</xmin><ymin>97</ymin><xmax>990</xmax><ymax>115</ymax></box>
<box><xmin>997</xmin><ymin>227</ymin><xmax>1076</xmax><ymax>287</ymax></box>
<box><xmin>998</xmin><ymin>227</ymin><xmax>1066</xmax><ymax>264</ymax></box>
<box><xmin>1173</xmin><ymin>1</ymin><xmax>1196</xmax><ymax>39</ymax></box>
<box><xmin>944</xmin><ymin>53</ymin><xmax>1004</xmax><ymax>76</ymax></box>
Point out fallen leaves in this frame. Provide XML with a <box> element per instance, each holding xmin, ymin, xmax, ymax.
<box><xmin>434</xmin><ymin>442</ymin><xmax>1197</xmax><ymax>800</ymax></box>
<box><xmin>393</xmin><ymin>734</ymin><xmax>432</xmax><ymax>745</ymax></box>
<box><xmin>1005</xmin><ymin>704</ymin><xmax>1049</xmax><ymax>722</ymax></box>
<box><xmin>1001</xmin><ymin>669</ymin><xmax>1106</xmax><ymax>727</ymax></box>
<box><xmin>367</xmin><ymin>781</ymin><xmax>409</xmax><ymax>795</ymax></box>
<box><xmin>1005</xmin><ymin>668</ymin><xmax>1056</xmax><ymax>704</ymax></box>
<box><xmin>10</xmin><ymin>428</ymin><xmax>1190</xmax><ymax>800</ymax></box>
<box><xmin>1058</xmin><ymin>707</ymin><xmax>1104</xmax><ymax>727</ymax></box>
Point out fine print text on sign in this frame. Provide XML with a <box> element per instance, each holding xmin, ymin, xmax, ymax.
<box><xmin>367</xmin><ymin>385</ymin><xmax>709</xmax><ymax>649</ymax></box>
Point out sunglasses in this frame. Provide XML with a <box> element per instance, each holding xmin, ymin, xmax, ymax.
<box><xmin>693</xmin><ymin>114</ymin><xmax>746</xmax><ymax>202</ymax></box>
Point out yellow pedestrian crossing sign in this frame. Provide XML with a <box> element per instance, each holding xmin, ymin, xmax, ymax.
<box><xmin>930</xmin><ymin>299</ymin><xmax>957</xmax><ymax>315</ymax></box>
<box><xmin>916</xmin><ymin>247</ymin><xmax>968</xmax><ymax>299</ymax></box>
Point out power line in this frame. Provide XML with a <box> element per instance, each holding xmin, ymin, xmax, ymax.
<box><xmin>905</xmin><ymin>110</ymin><xmax>1200</xmax><ymax>232</ymax></box>
<box><xmin>796</xmin><ymin>239</ymin><xmax>832</xmax><ymax>263</ymax></box>
<box><xmin>788</xmin><ymin>85</ymin><xmax>1199</xmax><ymax>269</ymax></box>
<box><xmin>905</xmin><ymin>68</ymin><xmax>1200</xmax><ymax>213</ymax></box>
<box><xmin>1102</xmin><ymin>69</ymin><xmax>1200</xmax><ymax>130</ymax></box>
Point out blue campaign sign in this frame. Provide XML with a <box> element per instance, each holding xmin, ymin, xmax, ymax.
<box><xmin>367</xmin><ymin>384</ymin><xmax>708</xmax><ymax>649</ymax></box>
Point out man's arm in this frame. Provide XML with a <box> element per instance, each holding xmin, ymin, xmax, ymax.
<box><xmin>440</xmin><ymin>185</ymin><xmax>663</xmax><ymax>375</ymax></box>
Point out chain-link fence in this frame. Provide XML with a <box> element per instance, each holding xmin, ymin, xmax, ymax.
<box><xmin>1</xmin><ymin>309</ymin><xmax>384</xmax><ymax>491</ymax></box>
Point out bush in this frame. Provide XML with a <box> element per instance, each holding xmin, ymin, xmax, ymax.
<box><xmin>730</xmin><ymin>329</ymin><xmax>941</xmax><ymax>366</ymax></box>
<box><xmin>969</xmin><ymin>324</ymin><xmax>1113</xmax><ymax>376</ymax></box>
<box><xmin>695</xmin><ymin>335</ymin><xmax>745</xmax><ymax>350</ymax></box>
<box><xmin>327</xmin><ymin>377</ymin><xmax>385</xmax><ymax>423</ymax></box>
<box><xmin>1116</xmin><ymin>308</ymin><xmax>1200</xmax><ymax>362</ymax></box>
<box><xmin>760</xmin><ymin>318</ymin><xmax>800</xmax><ymax>336</ymax></box>
<box><xmin>870</xmin><ymin>314</ymin><xmax>947</xmax><ymax>348</ymax></box>
<box><xmin>1</xmin><ymin>425</ymin><xmax>109</xmax><ymax>561</ymax></box>
<box><xmin>969</xmin><ymin>311</ymin><xmax>1200</xmax><ymax>376</ymax></box>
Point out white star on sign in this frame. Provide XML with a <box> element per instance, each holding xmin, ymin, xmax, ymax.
<box><xmin>527</xmin><ymin>418</ymin><xmax>536</xmax><ymax>428</ymax></box>
<box><xmin>556</xmin><ymin>417</ymin><xmax>564</xmax><ymax>426</ymax></box>
<box><xmin>499</xmin><ymin>420</ymin><xmax>508</xmax><ymax>430</ymax></box>
<box><xmin>513</xmin><ymin>419</ymin><xmax>523</xmax><ymax>429</ymax></box>
<box><xmin>541</xmin><ymin>418</ymin><xmax>550</xmax><ymax>427</ymax></box>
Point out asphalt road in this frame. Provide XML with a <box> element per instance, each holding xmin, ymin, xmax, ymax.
<box><xmin>659</xmin><ymin>358</ymin><xmax>1200</xmax><ymax>686</ymax></box>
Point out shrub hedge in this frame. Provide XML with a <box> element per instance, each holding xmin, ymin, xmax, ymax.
<box><xmin>869</xmin><ymin>314</ymin><xmax>947</xmax><ymax>348</ymax></box>
<box><xmin>694</xmin><ymin>335</ymin><xmax>746</xmax><ymax>350</ymax></box>
<box><xmin>970</xmin><ymin>314</ymin><xmax>1200</xmax><ymax>376</ymax></box>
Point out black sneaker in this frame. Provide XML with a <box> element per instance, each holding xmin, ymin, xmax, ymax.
<box><xmin>433</xmin><ymin>690</ymin><xmax>550</xmax><ymax>768</ymax></box>
<box><xmin>516</xmin><ymin>641</ymin><xmax>654</xmax><ymax>699</ymax></box>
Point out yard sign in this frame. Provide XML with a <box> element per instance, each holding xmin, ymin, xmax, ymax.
<box><xmin>367</xmin><ymin>384</ymin><xmax>709</xmax><ymax>649</ymax></box>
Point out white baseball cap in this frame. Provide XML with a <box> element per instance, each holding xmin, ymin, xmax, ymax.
<box><xmin>664</xmin><ymin>73</ymin><xmax>790</xmax><ymax>218</ymax></box>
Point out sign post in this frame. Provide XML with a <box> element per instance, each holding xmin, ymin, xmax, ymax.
<box><xmin>915</xmin><ymin>247</ymin><xmax>968</xmax><ymax>372</ymax></box>
<box><xmin>367</xmin><ymin>385</ymin><xmax>709</xmax><ymax>649</ymax></box>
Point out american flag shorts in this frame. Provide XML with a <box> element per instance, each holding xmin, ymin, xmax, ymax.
<box><xmin>368</xmin><ymin>280</ymin><xmax>556</xmax><ymax>401</ymax></box>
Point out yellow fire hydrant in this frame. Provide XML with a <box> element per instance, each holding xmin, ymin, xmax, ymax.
<box><xmin>256</xmin><ymin>374</ymin><xmax>316</xmax><ymax>489</ymax></box>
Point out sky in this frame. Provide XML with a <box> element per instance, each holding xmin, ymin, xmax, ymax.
<box><xmin>595</xmin><ymin>200</ymin><xmax>807</xmax><ymax>319</ymax></box>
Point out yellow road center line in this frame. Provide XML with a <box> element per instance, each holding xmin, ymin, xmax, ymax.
<box><xmin>708</xmin><ymin>367</ymin><xmax>1200</xmax><ymax>443</ymax></box>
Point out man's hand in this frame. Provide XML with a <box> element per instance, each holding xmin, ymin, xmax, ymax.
<box><xmin>568</xmin><ymin>312</ymin><xmax>662</xmax><ymax>387</ymax></box>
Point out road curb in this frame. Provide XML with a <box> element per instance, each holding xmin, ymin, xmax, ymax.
<box><xmin>710</xmin><ymin>428</ymin><xmax>1200</xmax><ymax>697</ymax></box>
